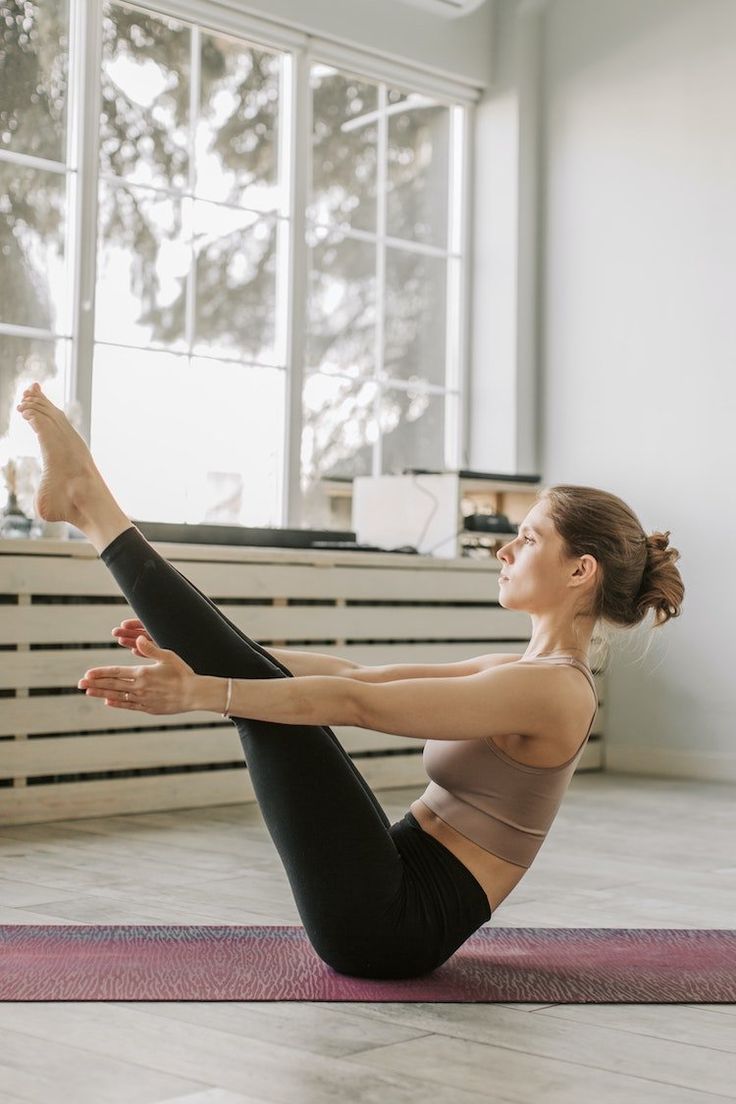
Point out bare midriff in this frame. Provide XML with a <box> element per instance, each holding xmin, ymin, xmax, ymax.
<box><xmin>409</xmin><ymin>797</ymin><xmax>528</xmax><ymax>913</ymax></box>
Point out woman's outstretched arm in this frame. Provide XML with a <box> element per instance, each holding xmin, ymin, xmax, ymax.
<box><xmin>81</xmin><ymin>645</ymin><xmax>570</xmax><ymax>740</ymax></box>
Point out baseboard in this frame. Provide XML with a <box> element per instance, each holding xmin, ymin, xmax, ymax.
<box><xmin>603</xmin><ymin>745</ymin><xmax>736</xmax><ymax>784</ymax></box>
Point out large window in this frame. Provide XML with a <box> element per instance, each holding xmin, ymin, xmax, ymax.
<box><xmin>302</xmin><ymin>68</ymin><xmax>466</xmax><ymax>525</ymax></box>
<box><xmin>0</xmin><ymin>0</ymin><xmax>473</xmax><ymax>530</ymax></box>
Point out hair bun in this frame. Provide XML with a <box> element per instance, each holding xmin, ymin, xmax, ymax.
<box><xmin>646</xmin><ymin>530</ymin><xmax>671</xmax><ymax>553</ymax></box>
<box><xmin>636</xmin><ymin>529</ymin><xmax>683</xmax><ymax>627</ymax></box>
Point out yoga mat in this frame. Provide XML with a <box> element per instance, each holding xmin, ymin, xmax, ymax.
<box><xmin>1</xmin><ymin>925</ymin><xmax>734</xmax><ymax>1002</ymax></box>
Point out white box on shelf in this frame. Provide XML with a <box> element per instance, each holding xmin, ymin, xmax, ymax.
<box><xmin>353</xmin><ymin>474</ymin><xmax>461</xmax><ymax>558</ymax></box>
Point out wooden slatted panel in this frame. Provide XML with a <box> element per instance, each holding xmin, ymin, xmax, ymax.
<box><xmin>0</xmin><ymin>537</ymin><xmax>605</xmax><ymax>826</ymax></box>
<box><xmin>0</xmin><ymin>743</ymin><xmax>605</xmax><ymax>828</ymax></box>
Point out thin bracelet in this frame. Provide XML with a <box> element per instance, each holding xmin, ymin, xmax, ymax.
<box><xmin>222</xmin><ymin>676</ymin><xmax>233</xmax><ymax>718</ymax></box>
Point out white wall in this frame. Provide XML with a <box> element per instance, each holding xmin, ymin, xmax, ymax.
<box><xmin>541</xmin><ymin>0</ymin><xmax>736</xmax><ymax>780</ymax></box>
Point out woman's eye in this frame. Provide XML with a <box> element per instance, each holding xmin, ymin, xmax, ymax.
<box><xmin>524</xmin><ymin>536</ymin><xmax>534</xmax><ymax>544</ymax></box>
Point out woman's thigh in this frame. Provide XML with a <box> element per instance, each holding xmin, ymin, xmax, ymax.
<box><xmin>319</xmin><ymin>810</ymin><xmax>492</xmax><ymax>980</ymax></box>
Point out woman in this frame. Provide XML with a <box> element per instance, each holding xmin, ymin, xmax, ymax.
<box><xmin>16</xmin><ymin>382</ymin><xmax>684</xmax><ymax>980</ymax></box>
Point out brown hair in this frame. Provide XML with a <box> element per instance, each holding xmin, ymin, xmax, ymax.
<box><xmin>539</xmin><ymin>484</ymin><xmax>684</xmax><ymax>664</ymax></box>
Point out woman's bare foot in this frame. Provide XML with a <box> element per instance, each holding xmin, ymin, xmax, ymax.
<box><xmin>16</xmin><ymin>382</ymin><xmax>133</xmax><ymax>553</ymax></box>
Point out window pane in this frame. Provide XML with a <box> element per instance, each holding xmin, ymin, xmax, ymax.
<box><xmin>301</xmin><ymin>372</ymin><xmax>376</xmax><ymax>511</ymax></box>
<box><xmin>309</xmin><ymin>65</ymin><xmax>377</xmax><ymax>234</ymax></box>
<box><xmin>387</xmin><ymin>90</ymin><xmax>449</xmax><ymax>248</ymax></box>
<box><xmin>190</xmin><ymin>358</ymin><xmax>284</xmax><ymax>527</ymax></box>
<box><xmin>380</xmin><ymin>385</ymin><xmax>446</xmax><ymax>474</ymax></box>
<box><xmin>91</xmin><ymin>345</ymin><xmax>284</xmax><ymax>527</ymax></box>
<box><xmin>0</xmin><ymin>163</ymin><xmax>67</xmax><ymax>331</ymax></box>
<box><xmin>305</xmin><ymin>225</ymin><xmax>376</xmax><ymax>378</ymax></box>
<box><xmin>90</xmin><ymin>345</ymin><xmax>192</xmax><ymax>522</ymax></box>
<box><xmin>0</xmin><ymin>336</ymin><xmax>69</xmax><ymax>509</ymax></box>
<box><xmin>100</xmin><ymin>1</ymin><xmax>190</xmax><ymax>191</ymax></box>
<box><xmin>197</xmin><ymin>33</ymin><xmax>281</xmax><ymax>213</ymax></box>
<box><xmin>0</xmin><ymin>0</ymin><xmax>70</xmax><ymax>162</ymax></box>
<box><xmin>383</xmin><ymin>246</ymin><xmax>446</xmax><ymax>388</ymax></box>
<box><xmin>193</xmin><ymin>203</ymin><xmax>277</xmax><ymax>363</ymax></box>
<box><xmin>95</xmin><ymin>180</ymin><xmax>190</xmax><ymax>351</ymax></box>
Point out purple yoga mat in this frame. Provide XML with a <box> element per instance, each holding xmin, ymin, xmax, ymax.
<box><xmin>1</xmin><ymin>925</ymin><xmax>734</xmax><ymax>1002</ymax></box>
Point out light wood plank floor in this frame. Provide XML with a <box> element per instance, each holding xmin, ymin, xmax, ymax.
<box><xmin>0</xmin><ymin>771</ymin><xmax>734</xmax><ymax>1104</ymax></box>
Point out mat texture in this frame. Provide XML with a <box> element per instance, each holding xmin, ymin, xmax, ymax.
<box><xmin>1</xmin><ymin>925</ymin><xmax>734</xmax><ymax>1002</ymax></box>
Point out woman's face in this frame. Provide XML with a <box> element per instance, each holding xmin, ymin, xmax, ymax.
<box><xmin>495</xmin><ymin>502</ymin><xmax>570</xmax><ymax>613</ymax></box>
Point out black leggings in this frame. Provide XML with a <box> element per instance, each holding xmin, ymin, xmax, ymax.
<box><xmin>99</xmin><ymin>525</ymin><xmax>491</xmax><ymax>979</ymax></box>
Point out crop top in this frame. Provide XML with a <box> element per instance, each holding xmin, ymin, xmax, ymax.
<box><xmin>417</xmin><ymin>655</ymin><xmax>599</xmax><ymax>869</ymax></box>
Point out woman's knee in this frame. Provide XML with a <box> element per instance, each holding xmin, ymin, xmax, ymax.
<box><xmin>323</xmin><ymin>950</ymin><xmax>437</xmax><ymax>980</ymax></box>
<box><xmin>308</xmin><ymin>925</ymin><xmax>438</xmax><ymax>980</ymax></box>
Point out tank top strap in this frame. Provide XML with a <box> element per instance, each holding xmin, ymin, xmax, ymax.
<box><xmin>563</xmin><ymin>656</ymin><xmax>599</xmax><ymax>711</ymax></box>
<box><xmin>521</xmin><ymin>654</ymin><xmax>598</xmax><ymax>707</ymax></box>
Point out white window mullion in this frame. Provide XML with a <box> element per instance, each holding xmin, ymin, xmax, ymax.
<box><xmin>0</xmin><ymin>149</ymin><xmax>67</xmax><ymax>175</ymax></box>
<box><xmin>283</xmin><ymin>47</ymin><xmax>310</xmax><ymax>528</ymax></box>
<box><xmin>184</xmin><ymin>25</ymin><xmax>200</xmax><ymax>353</ymax></box>
<box><xmin>0</xmin><ymin>322</ymin><xmax>59</xmax><ymax>342</ymax></box>
<box><xmin>68</xmin><ymin>0</ymin><xmax>103</xmax><ymax>442</ymax></box>
<box><xmin>373</xmin><ymin>81</ymin><xmax>388</xmax><ymax>478</ymax></box>
<box><xmin>444</xmin><ymin>101</ymin><xmax>466</xmax><ymax>468</ymax></box>
<box><xmin>370</xmin><ymin>375</ymin><xmax>449</xmax><ymax>397</ymax></box>
<box><xmin>458</xmin><ymin>100</ymin><xmax>474</xmax><ymax>470</ymax></box>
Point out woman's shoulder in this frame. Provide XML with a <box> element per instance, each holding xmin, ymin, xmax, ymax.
<box><xmin>473</xmin><ymin>652</ymin><xmax>528</xmax><ymax>671</ymax></box>
<box><xmin>472</xmin><ymin>653</ymin><xmax>596</xmax><ymax>726</ymax></box>
<box><xmin>507</xmin><ymin>655</ymin><xmax>597</xmax><ymax>742</ymax></box>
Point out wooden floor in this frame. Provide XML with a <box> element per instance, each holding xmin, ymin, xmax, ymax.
<box><xmin>0</xmin><ymin>771</ymin><xmax>734</xmax><ymax>1104</ymax></box>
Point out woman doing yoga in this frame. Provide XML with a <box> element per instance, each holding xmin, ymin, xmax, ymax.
<box><xmin>16</xmin><ymin>383</ymin><xmax>685</xmax><ymax>980</ymax></box>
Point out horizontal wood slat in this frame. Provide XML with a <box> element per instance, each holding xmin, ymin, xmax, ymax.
<box><xmin>0</xmin><ymin>553</ymin><xmax>502</xmax><ymax>601</ymax></box>
<box><xmin>0</xmin><ymin>768</ymin><xmax>256</xmax><ymax>826</ymax></box>
<box><xmin>2</xmin><ymin>601</ymin><xmax>530</xmax><ymax>646</ymax></box>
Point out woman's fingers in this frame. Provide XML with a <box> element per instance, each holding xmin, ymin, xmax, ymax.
<box><xmin>112</xmin><ymin>620</ymin><xmax>146</xmax><ymax>634</ymax></box>
<box><xmin>112</xmin><ymin>619</ymin><xmax>150</xmax><ymax>651</ymax></box>
<box><xmin>79</xmin><ymin>663</ymin><xmax>142</xmax><ymax>692</ymax></box>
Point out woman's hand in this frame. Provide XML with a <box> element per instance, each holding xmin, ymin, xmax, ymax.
<box><xmin>78</xmin><ymin>636</ymin><xmax>198</xmax><ymax>715</ymax></box>
<box><xmin>112</xmin><ymin>618</ymin><xmax>151</xmax><ymax>656</ymax></box>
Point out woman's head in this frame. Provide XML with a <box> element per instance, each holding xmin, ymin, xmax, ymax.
<box><xmin>496</xmin><ymin>484</ymin><xmax>685</xmax><ymax>662</ymax></box>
